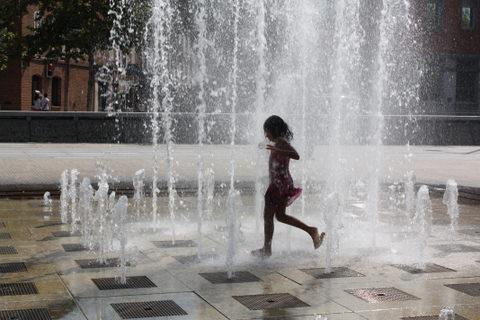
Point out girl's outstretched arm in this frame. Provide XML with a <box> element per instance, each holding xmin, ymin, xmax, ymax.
<box><xmin>266</xmin><ymin>139</ymin><xmax>300</xmax><ymax>160</ymax></box>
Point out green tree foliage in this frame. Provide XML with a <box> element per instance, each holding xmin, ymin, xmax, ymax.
<box><xmin>0</xmin><ymin>26</ymin><xmax>15</xmax><ymax>71</ymax></box>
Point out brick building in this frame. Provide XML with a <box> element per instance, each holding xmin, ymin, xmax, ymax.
<box><xmin>0</xmin><ymin>5</ymin><xmax>89</xmax><ymax>111</ymax></box>
<box><xmin>416</xmin><ymin>0</ymin><xmax>480</xmax><ymax>114</ymax></box>
<box><xmin>1</xmin><ymin>2</ymin><xmax>479</xmax><ymax>114</ymax></box>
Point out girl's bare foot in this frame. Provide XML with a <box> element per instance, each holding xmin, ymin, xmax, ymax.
<box><xmin>251</xmin><ymin>247</ymin><xmax>272</xmax><ymax>258</ymax></box>
<box><xmin>311</xmin><ymin>228</ymin><xmax>325</xmax><ymax>249</ymax></box>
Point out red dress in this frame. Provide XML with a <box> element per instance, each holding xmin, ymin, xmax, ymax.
<box><xmin>265</xmin><ymin>141</ymin><xmax>302</xmax><ymax>208</ymax></box>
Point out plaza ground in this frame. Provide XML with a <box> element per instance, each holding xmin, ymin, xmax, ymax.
<box><xmin>0</xmin><ymin>143</ymin><xmax>479</xmax><ymax>319</ymax></box>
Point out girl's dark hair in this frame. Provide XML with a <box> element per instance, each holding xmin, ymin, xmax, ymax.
<box><xmin>263</xmin><ymin>115</ymin><xmax>293</xmax><ymax>141</ymax></box>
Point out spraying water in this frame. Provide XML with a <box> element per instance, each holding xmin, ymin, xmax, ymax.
<box><xmin>324</xmin><ymin>193</ymin><xmax>341</xmax><ymax>273</ymax></box>
<box><xmin>414</xmin><ymin>185</ymin><xmax>432</xmax><ymax>269</ymax></box>
<box><xmin>69</xmin><ymin>169</ymin><xmax>80</xmax><ymax>233</ymax></box>
<box><xmin>226</xmin><ymin>189</ymin><xmax>241</xmax><ymax>279</ymax></box>
<box><xmin>404</xmin><ymin>171</ymin><xmax>416</xmax><ymax>221</ymax></box>
<box><xmin>43</xmin><ymin>191</ymin><xmax>52</xmax><ymax>207</ymax></box>
<box><xmin>195</xmin><ymin>0</ymin><xmax>209</xmax><ymax>258</ymax></box>
<box><xmin>443</xmin><ymin>179</ymin><xmax>459</xmax><ymax>233</ymax></box>
<box><xmin>114</xmin><ymin>195</ymin><xmax>129</xmax><ymax>284</ymax></box>
<box><xmin>94</xmin><ymin>168</ymin><xmax>110</xmax><ymax>262</ymax></box>
<box><xmin>60</xmin><ymin>170</ymin><xmax>70</xmax><ymax>224</ymax></box>
<box><xmin>79</xmin><ymin>177</ymin><xmax>94</xmax><ymax>249</ymax></box>
<box><xmin>132</xmin><ymin>169</ymin><xmax>146</xmax><ymax>221</ymax></box>
<box><xmin>439</xmin><ymin>307</ymin><xmax>455</xmax><ymax>320</ymax></box>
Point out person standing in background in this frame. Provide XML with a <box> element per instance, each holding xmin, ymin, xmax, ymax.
<box><xmin>32</xmin><ymin>91</ymin><xmax>43</xmax><ymax>111</ymax></box>
<box><xmin>41</xmin><ymin>93</ymin><xmax>50</xmax><ymax>111</ymax></box>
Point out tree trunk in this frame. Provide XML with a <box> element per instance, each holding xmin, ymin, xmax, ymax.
<box><xmin>86</xmin><ymin>51</ymin><xmax>95</xmax><ymax>111</ymax></box>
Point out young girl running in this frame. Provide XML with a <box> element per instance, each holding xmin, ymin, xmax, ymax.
<box><xmin>252</xmin><ymin>115</ymin><xmax>325</xmax><ymax>257</ymax></box>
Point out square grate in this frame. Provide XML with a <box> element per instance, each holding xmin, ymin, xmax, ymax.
<box><xmin>92</xmin><ymin>276</ymin><xmax>156</xmax><ymax>290</ymax></box>
<box><xmin>458</xmin><ymin>229</ymin><xmax>480</xmax><ymax>236</ymax></box>
<box><xmin>345</xmin><ymin>287</ymin><xmax>420</xmax><ymax>303</ymax></box>
<box><xmin>444</xmin><ymin>283</ymin><xmax>480</xmax><ymax>296</ymax></box>
<box><xmin>0</xmin><ymin>262</ymin><xmax>27</xmax><ymax>273</ymax></box>
<box><xmin>174</xmin><ymin>253</ymin><xmax>217</xmax><ymax>264</ymax></box>
<box><xmin>0</xmin><ymin>308</ymin><xmax>52</xmax><ymax>320</ymax></box>
<box><xmin>300</xmin><ymin>267</ymin><xmax>365</xmax><ymax>279</ymax></box>
<box><xmin>0</xmin><ymin>233</ymin><xmax>11</xmax><ymax>240</ymax></box>
<box><xmin>75</xmin><ymin>258</ymin><xmax>130</xmax><ymax>269</ymax></box>
<box><xmin>199</xmin><ymin>271</ymin><xmax>261</xmax><ymax>284</ymax></box>
<box><xmin>62</xmin><ymin>243</ymin><xmax>86</xmax><ymax>252</ymax></box>
<box><xmin>51</xmin><ymin>231</ymin><xmax>81</xmax><ymax>237</ymax></box>
<box><xmin>433</xmin><ymin>244</ymin><xmax>480</xmax><ymax>253</ymax></box>
<box><xmin>36</xmin><ymin>221</ymin><xmax>65</xmax><ymax>228</ymax></box>
<box><xmin>233</xmin><ymin>293</ymin><xmax>310</xmax><ymax>310</ymax></box>
<box><xmin>111</xmin><ymin>300</ymin><xmax>188</xmax><ymax>319</ymax></box>
<box><xmin>152</xmin><ymin>240</ymin><xmax>196</xmax><ymax>248</ymax></box>
<box><xmin>0</xmin><ymin>282</ymin><xmax>38</xmax><ymax>296</ymax></box>
<box><xmin>0</xmin><ymin>246</ymin><xmax>18</xmax><ymax>255</ymax></box>
<box><xmin>401</xmin><ymin>315</ymin><xmax>469</xmax><ymax>320</ymax></box>
<box><xmin>392</xmin><ymin>263</ymin><xmax>456</xmax><ymax>274</ymax></box>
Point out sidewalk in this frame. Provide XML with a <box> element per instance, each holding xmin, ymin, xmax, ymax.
<box><xmin>0</xmin><ymin>143</ymin><xmax>479</xmax><ymax>195</ymax></box>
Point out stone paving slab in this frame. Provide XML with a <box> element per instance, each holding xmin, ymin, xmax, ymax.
<box><xmin>0</xmin><ymin>195</ymin><xmax>479</xmax><ymax>319</ymax></box>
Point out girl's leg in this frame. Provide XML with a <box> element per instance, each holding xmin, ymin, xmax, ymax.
<box><xmin>251</xmin><ymin>205</ymin><xmax>276</xmax><ymax>257</ymax></box>
<box><xmin>275</xmin><ymin>204</ymin><xmax>325</xmax><ymax>249</ymax></box>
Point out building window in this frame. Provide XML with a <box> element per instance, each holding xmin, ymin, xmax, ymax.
<box><xmin>461</xmin><ymin>0</ymin><xmax>476</xmax><ymax>30</ymax></box>
<box><xmin>426</xmin><ymin>1</ymin><xmax>442</xmax><ymax>29</ymax></box>
<box><xmin>31</xmin><ymin>75</ymin><xmax>42</xmax><ymax>105</ymax></box>
<box><xmin>52</xmin><ymin>77</ymin><xmax>61</xmax><ymax>106</ymax></box>
<box><xmin>456</xmin><ymin>59</ymin><xmax>478</xmax><ymax>103</ymax></box>
<box><xmin>420</xmin><ymin>56</ymin><xmax>442</xmax><ymax>101</ymax></box>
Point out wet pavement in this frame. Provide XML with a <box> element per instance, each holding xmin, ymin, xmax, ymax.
<box><xmin>0</xmin><ymin>196</ymin><xmax>479</xmax><ymax>320</ymax></box>
<box><xmin>0</xmin><ymin>143</ymin><xmax>479</xmax><ymax>319</ymax></box>
<box><xmin>0</xmin><ymin>144</ymin><xmax>479</xmax><ymax>191</ymax></box>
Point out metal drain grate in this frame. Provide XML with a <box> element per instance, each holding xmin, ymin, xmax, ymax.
<box><xmin>0</xmin><ymin>233</ymin><xmax>11</xmax><ymax>240</ymax></box>
<box><xmin>51</xmin><ymin>231</ymin><xmax>81</xmax><ymax>237</ymax></box>
<box><xmin>62</xmin><ymin>243</ymin><xmax>86</xmax><ymax>252</ymax></box>
<box><xmin>111</xmin><ymin>300</ymin><xmax>188</xmax><ymax>319</ymax></box>
<box><xmin>0</xmin><ymin>246</ymin><xmax>18</xmax><ymax>254</ymax></box>
<box><xmin>458</xmin><ymin>229</ymin><xmax>480</xmax><ymax>236</ymax></box>
<box><xmin>152</xmin><ymin>240</ymin><xmax>196</xmax><ymax>248</ymax></box>
<box><xmin>433</xmin><ymin>244</ymin><xmax>480</xmax><ymax>253</ymax></box>
<box><xmin>199</xmin><ymin>271</ymin><xmax>261</xmax><ymax>284</ymax></box>
<box><xmin>75</xmin><ymin>258</ymin><xmax>130</xmax><ymax>269</ymax></box>
<box><xmin>174</xmin><ymin>253</ymin><xmax>217</xmax><ymax>264</ymax></box>
<box><xmin>0</xmin><ymin>262</ymin><xmax>27</xmax><ymax>273</ymax></box>
<box><xmin>392</xmin><ymin>263</ymin><xmax>456</xmax><ymax>274</ymax></box>
<box><xmin>92</xmin><ymin>276</ymin><xmax>156</xmax><ymax>290</ymax></box>
<box><xmin>0</xmin><ymin>308</ymin><xmax>52</xmax><ymax>320</ymax></box>
<box><xmin>300</xmin><ymin>267</ymin><xmax>365</xmax><ymax>279</ymax></box>
<box><xmin>36</xmin><ymin>221</ymin><xmax>65</xmax><ymax>228</ymax></box>
<box><xmin>401</xmin><ymin>315</ymin><xmax>469</xmax><ymax>320</ymax></box>
<box><xmin>444</xmin><ymin>283</ymin><xmax>480</xmax><ymax>296</ymax></box>
<box><xmin>345</xmin><ymin>287</ymin><xmax>420</xmax><ymax>303</ymax></box>
<box><xmin>233</xmin><ymin>293</ymin><xmax>310</xmax><ymax>310</ymax></box>
<box><xmin>0</xmin><ymin>282</ymin><xmax>38</xmax><ymax>296</ymax></box>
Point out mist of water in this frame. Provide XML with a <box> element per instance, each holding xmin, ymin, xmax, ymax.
<box><xmin>414</xmin><ymin>185</ymin><xmax>432</xmax><ymax>269</ymax></box>
<box><xmin>114</xmin><ymin>195</ymin><xmax>129</xmax><ymax>284</ymax></box>
<box><xmin>132</xmin><ymin>169</ymin><xmax>146</xmax><ymax>221</ymax></box>
<box><xmin>60</xmin><ymin>170</ymin><xmax>70</xmax><ymax>224</ymax></box>
<box><xmin>443</xmin><ymin>179</ymin><xmax>459</xmax><ymax>233</ymax></box>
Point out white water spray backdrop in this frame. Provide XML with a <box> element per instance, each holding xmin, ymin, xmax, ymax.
<box><xmin>142</xmin><ymin>1</ymin><xmax>421</xmax><ymax>213</ymax></box>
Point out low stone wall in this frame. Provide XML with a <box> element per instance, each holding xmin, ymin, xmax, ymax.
<box><xmin>0</xmin><ymin>111</ymin><xmax>479</xmax><ymax>145</ymax></box>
